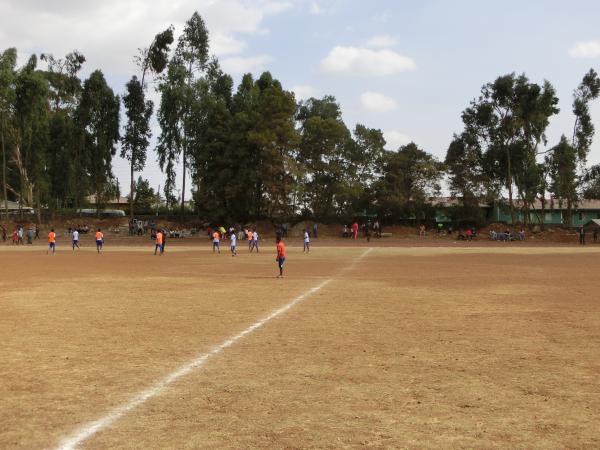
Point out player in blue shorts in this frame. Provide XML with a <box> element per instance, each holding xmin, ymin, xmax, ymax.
<box><xmin>95</xmin><ymin>229</ymin><xmax>104</xmax><ymax>253</ymax></box>
<box><xmin>47</xmin><ymin>229</ymin><xmax>56</xmax><ymax>255</ymax></box>
<box><xmin>72</xmin><ymin>229</ymin><xmax>80</xmax><ymax>251</ymax></box>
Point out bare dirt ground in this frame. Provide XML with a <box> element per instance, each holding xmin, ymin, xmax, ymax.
<box><xmin>1</xmin><ymin>242</ymin><xmax>599</xmax><ymax>449</ymax></box>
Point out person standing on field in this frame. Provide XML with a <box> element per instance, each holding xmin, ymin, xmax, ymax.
<box><xmin>161</xmin><ymin>228</ymin><xmax>167</xmax><ymax>253</ymax></box>
<box><xmin>230</xmin><ymin>230</ymin><xmax>237</xmax><ymax>256</ymax></box>
<box><xmin>72</xmin><ymin>229</ymin><xmax>80</xmax><ymax>251</ymax></box>
<box><xmin>579</xmin><ymin>226</ymin><xmax>586</xmax><ymax>245</ymax></box>
<box><xmin>247</xmin><ymin>228</ymin><xmax>253</xmax><ymax>250</ymax></box>
<box><xmin>213</xmin><ymin>230</ymin><xmax>221</xmax><ymax>253</ymax></box>
<box><xmin>95</xmin><ymin>229</ymin><xmax>104</xmax><ymax>253</ymax></box>
<box><xmin>154</xmin><ymin>229</ymin><xmax>163</xmax><ymax>255</ymax></box>
<box><xmin>276</xmin><ymin>235</ymin><xmax>286</xmax><ymax>278</ymax></box>
<box><xmin>303</xmin><ymin>229</ymin><xmax>310</xmax><ymax>253</ymax></box>
<box><xmin>352</xmin><ymin>222</ymin><xmax>359</xmax><ymax>240</ymax></box>
<box><xmin>251</xmin><ymin>229</ymin><xmax>259</xmax><ymax>252</ymax></box>
<box><xmin>47</xmin><ymin>229</ymin><xmax>56</xmax><ymax>255</ymax></box>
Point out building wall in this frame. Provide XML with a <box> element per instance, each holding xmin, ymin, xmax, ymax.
<box><xmin>488</xmin><ymin>205</ymin><xmax>600</xmax><ymax>227</ymax></box>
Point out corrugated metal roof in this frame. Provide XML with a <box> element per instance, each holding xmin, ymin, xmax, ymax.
<box><xmin>0</xmin><ymin>200</ymin><xmax>34</xmax><ymax>211</ymax></box>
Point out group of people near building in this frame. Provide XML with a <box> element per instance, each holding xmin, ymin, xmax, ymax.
<box><xmin>1</xmin><ymin>224</ymin><xmax>39</xmax><ymax>244</ymax></box>
<box><xmin>489</xmin><ymin>228</ymin><xmax>526</xmax><ymax>241</ymax></box>
<box><xmin>342</xmin><ymin>221</ymin><xmax>381</xmax><ymax>240</ymax></box>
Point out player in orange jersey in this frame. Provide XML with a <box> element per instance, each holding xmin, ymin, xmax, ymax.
<box><xmin>154</xmin><ymin>229</ymin><xmax>163</xmax><ymax>255</ymax></box>
<box><xmin>276</xmin><ymin>235</ymin><xmax>286</xmax><ymax>278</ymax></box>
<box><xmin>247</xmin><ymin>228</ymin><xmax>253</xmax><ymax>250</ymax></box>
<box><xmin>212</xmin><ymin>230</ymin><xmax>220</xmax><ymax>253</ymax></box>
<box><xmin>95</xmin><ymin>229</ymin><xmax>104</xmax><ymax>253</ymax></box>
<box><xmin>47</xmin><ymin>229</ymin><xmax>56</xmax><ymax>255</ymax></box>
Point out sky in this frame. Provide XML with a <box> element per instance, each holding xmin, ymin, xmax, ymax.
<box><xmin>2</xmin><ymin>0</ymin><xmax>600</xmax><ymax>198</ymax></box>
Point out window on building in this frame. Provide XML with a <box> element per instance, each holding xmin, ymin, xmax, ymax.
<box><xmin>579</xmin><ymin>212</ymin><xmax>584</xmax><ymax>221</ymax></box>
<box><xmin>545</xmin><ymin>212</ymin><xmax>552</xmax><ymax>222</ymax></box>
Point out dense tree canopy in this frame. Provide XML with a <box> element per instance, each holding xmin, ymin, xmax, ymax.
<box><xmin>2</xmin><ymin>11</ymin><xmax>600</xmax><ymax>228</ymax></box>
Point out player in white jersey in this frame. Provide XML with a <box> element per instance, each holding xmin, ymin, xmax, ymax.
<box><xmin>251</xmin><ymin>230</ymin><xmax>259</xmax><ymax>252</ymax></box>
<box><xmin>230</xmin><ymin>231</ymin><xmax>237</xmax><ymax>256</ymax></box>
<box><xmin>303</xmin><ymin>229</ymin><xmax>310</xmax><ymax>252</ymax></box>
<box><xmin>72</xmin><ymin>229</ymin><xmax>80</xmax><ymax>251</ymax></box>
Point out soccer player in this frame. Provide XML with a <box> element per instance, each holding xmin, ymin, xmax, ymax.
<box><xmin>72</xmin><ymin>228</ymin><xmax>80</xmax><ymax>251</ymax></box>
<box><xmin>161</xmin><ymin>228</ymin><xmax>167</xmax><ymax>253</ymax></box>
<box><xmin>95</xmin><ymin>229</ymin><xmax>104</xmax><ymax>253</ymax></box>
<box><xmin>47</xmin><ymin>229</ymin><xmax>56</xmax><ymax>255</ymax></box>
<box><xmin>154</xmin><ymin>229</ymin><xmax>163</xmax><ymax>255</ymax></box>
<box><xmin>276</xmin><ymin>235</ymin><xmax>286</xmax><ymax>278</ymax></box>
<box><xmin>251</xmin><ymin>229</ymin><xmax>259</xmax><ymax>253</ymax></box>
<box><xmin>230</xmin><ymin>230</ymin><xmax>237</xmax><ymax>256</ymax></box>
<box><xmin>212</xmin><ymin>230</ymin><xmax>220</xmax><ymax>253</ymax></box>
<box><xmin>303</xmin><ymin>229</ymin><xmax>310</xmax><ymax>253</ymax></box>
<box><xmin>247</xmin><ymin>228</ymin><xmax>253</xmax><ymax>250</ymax></box>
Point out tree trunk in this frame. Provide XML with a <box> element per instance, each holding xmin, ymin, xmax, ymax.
<box><xmin>36</xmin><ymin>189</ymin><xmax>41</xmax><ymax>224</ymax></box>
<box><xmin>130</xmin><ymin>160</ymin><xmax>135</xmax><ymax>222</ymax></box>
<box><xmin>181</xmin><ymin>146</ymin><xmax>186</xmax><ymax>219</ymax></box>
<box><xmin>12</xmin><ymin>140</ymin><xmax>34</xmax><ymax>207</ymax></box>
<box><xmin>540</xmin><ymin>195</ymin><xmax>546</xmax><ymax>231</ymax></box>
<box><xmin>130</xmin><ymin>69</ymin><xmax>147</xmax><ymax>224</ymax></box>
<box><xmin>75</xmin><ymin>133</ymin><xmax>84</xmax><ymax>217</ymax></box>
<box><xmin>506</xmin><ymin>149</ymin><xmax>516</xmax><ymax>225</ymax></box>
<box><xmin>1</xmin><ymin>117</ymin><xmax>8</xmax><ymax>223</ymax></box>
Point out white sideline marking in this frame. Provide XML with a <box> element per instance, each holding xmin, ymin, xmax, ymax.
<box><xmin>54</xmin><ymin>248</ymin><xmax>372</xmax><ymax>450</ymax></box>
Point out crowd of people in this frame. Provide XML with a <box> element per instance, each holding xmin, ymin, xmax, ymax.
<box><xmin>342</xmin><ymin>220</ymin><xmax>382</xmax><ymax>240</ymax></box>
<box><xmin>0</xmin><ymin>224</ymin><xmax>39</xmax><ymax>244</ymax></box>
<box><xmin>488</xmin><ymin>228</ymin><xmax>526</xmax><ymax>241</ymax></box>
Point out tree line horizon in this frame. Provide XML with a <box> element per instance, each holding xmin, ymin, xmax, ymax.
<box><xmin>2</xmin><ymin>11</ymin><xmax>600</xmax><ymax>227</ymax></box>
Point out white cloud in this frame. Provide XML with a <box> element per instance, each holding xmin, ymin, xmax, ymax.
<box><xmin>211</xmin><ymin>33</ymin><xmax>247</xmax><ymax>56</ymax></box>
<box><xmin>292</xmin><ymin>84</ymin><xmax>318</xmax><ymax>100</ymax></box>
<box><xmin>0</xmin><ymin>0</ymin><xmax>292</xmax><ymax>75</ymax></box>
<box><xmin>384</xmin><ymin>131</ymin><xmax>412</xmax><ymax>149</ymax></box>
<box><xmin>320</xmin><ymin>46</ymin><xmax>416</xmax><ymax>76</ymax></box>
<box><xmin>220</xmin><ymin>54</ymin><xmax>272</xmax><ymax>74</ymax></box>
<box><xmin>360</xmin><ymin>91</ymin><xmax>398</xmax><ymax>113</ymax></box>
<box><xmin>569</xmin><ymin>40</ymin><xmax>600</xmax><ymax>58</ymax></box>
<box><xmin>365</xmin><ymin>35</ymin><xmax>397</xmax><ymax>48</ymax></box>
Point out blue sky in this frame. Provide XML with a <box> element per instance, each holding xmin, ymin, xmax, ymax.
<box><xmin>2</xmin><ymin>0</ymin><xmax>600</xmax><ymax>197</ymax></box>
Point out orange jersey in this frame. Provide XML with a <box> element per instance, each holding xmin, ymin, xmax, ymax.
<box><xmin>247</xmin><ymin>232</ymin><xmax>253</xmax><ymax>241</ymax></box>
<box><xmin>213</xmin><ymin>231</ymin><xmax>220</xmax><ymax>241</ymax></box>
<box><xmin>155</xmin><ymin>232</ymin><xmax>163</xmax><ymax>245</ymax></box>
<box><xmin>48</xmin><ymin>232</ymin><xmax>56</xmax><ymax>243</ymax></box>
<box><xmin>276</xmin><ymin>241</ymin><xmax>286</xmax><ymax>258</ymax></box>
<box><xmin>95</xmin><ymin>231</ymin><xmax>103</xmax><ymax>240</ymax></box>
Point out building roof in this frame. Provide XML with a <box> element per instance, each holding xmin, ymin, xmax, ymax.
<box><xmin>584</xmin><ymin>219</ymin><xmax>600</xmax><ymax>228</ymax></box>
<box><xmin>429</xmin><ymin>197</ymin><xmax>600</xmax><ymax>211</ymax></box>
<box><xmin>509</xmin><ymin>198</ymin><xmax>600</xmax><ymax>211</ymax></box>
<box><xmin>0</xmin><ymin>200</ymin><xmax>34</xmax><ymax>212</ymax></box>
<box><xmin>86</xmin><ymin>195</ymin><xmax>130</xmax><ymax>205</ymax></box>
<box><xmin>428</xmin><ymin>197</ymin><xmax>491</xmax><ymax>208</ymax></box>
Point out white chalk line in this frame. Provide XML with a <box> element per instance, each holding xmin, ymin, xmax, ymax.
<box><xmin>53</xmin><ymin>247</ymin><xmax>372</xmax><ymax>450</ymax></box>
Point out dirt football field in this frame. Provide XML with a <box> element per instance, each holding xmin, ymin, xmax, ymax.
<box><xmin>1</xmin><ymin>239</ymin><xmax>600</xmax><ymax>449</ymax></box>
